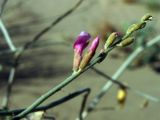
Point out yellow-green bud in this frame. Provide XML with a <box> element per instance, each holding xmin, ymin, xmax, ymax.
<box><xmin>104</xmin><ymin>32</ymin><xmax>119</xmax><ymax>49</ymax></box>
<box><xmin>126</xmin><ymin>22</ymin><xmax>146</xmax><ymax>36</ymax></box>
<box><xmin>141</xmin><ymin>14</ymin><xmax>152</xmax><ymax>22</ymax></box>
<box><xmin>116</xmin><ymin>37</ymin><xmax>134</xmax><ymax>47</ymax></box>
<box><xmin>79</xmin><ymin>51</ymin><xmax>95</xmax><ymax>70</ymax></box>
<box><xmin>79</xmin><ymin>36</ymin><xmax>100</xmax><ymax>70</ymax></box>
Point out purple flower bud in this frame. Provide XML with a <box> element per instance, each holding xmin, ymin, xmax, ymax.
<box><xmin>73</xmin><ymin>31</ymin><xmax>91</xmax><ymax>72</ymax></box>
<box><xmin>73</xmin><ymin>31</ymin><xmax>91</xmax><ymax>55</ymax></box>
<box><xmin>79</xmin><ymin>36</ymin><xmax>100</xmax><ymax>70</ymax></box>
<box><xmin>89</xmin><ymin>36</ymin><xmax>100</xmax><ymax>53</ymax></box>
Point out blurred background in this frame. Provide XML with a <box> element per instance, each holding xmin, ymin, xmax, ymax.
<box><xmin>0</xmin><ymin>0</ymin><xmax>160</xmax><ymax>120</ymax></box>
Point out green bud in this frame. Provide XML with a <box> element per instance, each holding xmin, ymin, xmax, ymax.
<box><xmin>117</xmin><ymin>37</ymin><xmax>134</xmax><ymax>47</ymax></box>
<box><xmin>141</xmin><ymin>14</ymin><xmax>152</xmax><ymax>22</ymax></box>
<box><xmin>126</xmin><ymin>22</ymin><xmax>146</xmax><ymax>36</ymax></box>
<box><xmin>104</xmin><ymin>32</ymin><xmax>119</xmax><ymax>49</ymax></box>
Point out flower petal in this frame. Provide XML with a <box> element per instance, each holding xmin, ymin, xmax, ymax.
<box><xmin>89</xmin><ymin>36</ymin><xmax>100</xmax><ymax>52</ymax></box>
<box><xmin>73</xmin><ymin>31</ymin><xmax>91</xmax><ymax>55</ymax></box>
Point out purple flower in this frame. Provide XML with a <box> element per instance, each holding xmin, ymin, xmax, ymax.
<box><xmin>73</xmin><ymin>31</ymin><xmax>91</xmax><ymax>55</ymax></box>
<box><xmin>88</xmin><ymin>36</ymin><xmax>100</xmax><ymax>53</ymax></box>
<box><xmin>73</xmin><ymin>31</ymin><xmax>91</xmax><ymax>72</ymax></box>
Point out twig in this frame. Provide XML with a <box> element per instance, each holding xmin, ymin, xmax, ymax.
<box><xmin>80</xmin><ymin>35</ymin><xmax>160</xmax><ymax>119</ymax></box>
<box><xmin>23</xmin><ymin>0</ymin><xmax>84</xmax><ymax>50</ymax></box>
<box><xmin>78</xmin><ymin>88</ymin><xmax>90</xmax><ymax>120</ymax></box>
<box><xmin>0</xmin><ymin>88</ymin><xmax>90</xmax><ymax>116</ymax></box>
<box><xmin>0</xmin><ymin>0</ymin><xmax>8</xmax><ymax>16</ymax></box>
<box><xmin>0</xmin><ymin>0</ymin><xmax>17</xmax><ymax>111</ymax></box>
<box><xmin>91</xmin><ymin>67</ymin><xmax>127</xmax><ymax>88</ymax></box>
<box><xmin>0</xmin><ymin>19</ymin><xmax>16</xmax><ymax>51</ymax></box>
<box><xmin>1</xmin><ymin>67</ymin><xmax>16</xmax><ymax>110</ymax></box>
<box><xmin>91</xmin><ymin>67</ymin><xmax>159</xmax><ymax>102</ymax></box>
<box><xmin>0</xmin><ymin>0</ymin><xmax>17</xmax><ymax>110</ymax></box>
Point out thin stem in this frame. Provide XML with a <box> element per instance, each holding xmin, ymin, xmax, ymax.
<box><xmin>0</xmin><ymin>0</ymin><xmax>16</xmax><ymax>111</ymax></box>
<box><xmin>131</xmin><ymin>88</ymin><xmax>159</xmax><ymax>102</ymax></box>
<box><xmin>78</xmin><ymin>89</ymin><xmax>90</xmax><ymax>120</ymax></box>
<box><xmin>91</xmin><ymin>67</ymin><xmax>159</xmax><ymax>102</ymax></box>
<box><xmin>2</xmin><ymin>67</ymin><xmax>16</xmax><ymax>110</ymax></box>
<box><xmin>0</xmin><ymin>0</ymin><xmax>8</xmax><ymax>16</ymax></box>
<box><xmin>0</xmin><ymin>1</ymin><xmax>17</xmax><ymax>111</ymax></box>
<box><xmin>0</xmin><ymin>4</ymin><xmax>16</xmax><ymax>110</ymax></box>
<box><xmin>91</xmin><ymin>67</ymin><xmax>127</xmax><ymax>88</ymax></box>
<box><xmin>81</xmin><ymin>35</ymin><xmax>160</xmax><ymax>119</ymax></box>
<box><xmin>23</xmin><ymin>0</ymin><xmax>84</xmax><ymax>50</ymax></box>
<box><xmin>0</xmin><ymin>88</ymin><xmax>90</xmax><ymax>116</ymax></box>
<box><xmin>12</xmin><ymin>49</ymin><xmax>110</xmax><ymax>120</ymax></box>
<box><xmin>0</xmin><ymin>19</ymin><xmax>16</xmax><ymax>51</ymax></box>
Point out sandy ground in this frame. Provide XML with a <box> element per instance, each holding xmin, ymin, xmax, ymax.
<box><xmin>0</xmin><ymin>0</ymin><xmax>160</xmax><ymax>120</ymax></box>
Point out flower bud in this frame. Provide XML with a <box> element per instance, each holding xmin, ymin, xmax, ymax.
<box><xmin>79</xmin><ymin>36</ymin><xmax>100</xmax><ymax>70</ymax></box>
<box><xmin>73</xmin><ymin>31</ymin><xmax>91</xmax><ymax>55</ymax></box>
<box><xmin>104</xmin><ymin>32</ymin><xmax>119</xmax><ymax>49</ymax></box>
<box><xmin>73</xmin><ymin>31</ymin><xmax>91</xmax><ymax>71</ymax></box>
<box><xmin>79</xmin><ymin>51</ymin><xmax>94</xmax><ymax>70</ymax></box>
<box><xmin>126</xmin><ymin>22</ymin><xmax>146</xmax><ymax>37</ymax></box>
<box><xmin>141</xmin><ymin>14</ymin><xmax>152</xmax><ymax>22</ymax></box>
<box><xmin>116</xmin><ymin>37</ymin><xmax>134</xmax><ymax>47</ymax></box>
<box><xmin>117</xmin><ymin>87</ymin><xmax>127</xmax><ymax>107</ymax></box>
<box><xmin>73</xmin><ymin>50</ymin><xmax>82</xmax><ymax>72</ymax></box>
